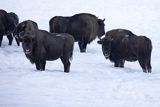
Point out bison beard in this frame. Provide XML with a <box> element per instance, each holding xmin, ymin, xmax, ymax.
<box><xmin>22</xmin><ymin>30</ymin><xmax>74</xmax><ymax>73</ymax></box>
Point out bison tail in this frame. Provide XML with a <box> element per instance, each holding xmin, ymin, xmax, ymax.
<box><xmin>145</xmin><ymin>37</ymin><xmax>152</xmax><ymax>58</ymax></box>
<box><xmin>69</xmin><ymin>43</ymin><xmax>74</xmax><ymax>62</ymax></box>
<box><xmin>49</xmin><ymin>24</ymin><xmax>53</xmax><ymax>33</ymax></box>
<box><xmin>69</xmin><ymin>51</ymin><xmax>73</xmax><ymax>62</ymax></box>
<box><xmin>63</xmin><ymin>34</ymin><xmax>74</xmax><ymax>62</ymax></box>
<box><xmin>49</xmin><ymin>19</ymin><xmax>54</xmax><ymax>33</ymax></box>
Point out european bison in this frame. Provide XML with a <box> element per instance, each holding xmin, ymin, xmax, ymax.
<box><xmin>0</xmin><ymin>9</ymin><xmax>19</xmax><ymax>46</ymax></box>
<box><xmin>21</xmin><ymin>29</ymin><xmax>74</xmax><ymax>73</ymax></box>
<box><xmin>14</xmin><ymin>20</ymin><xmax>38</xmax><ymax>46</ymax></box>
<box><xmin>7</xmin><ymin>12</ymin><xmax>19</xmax><ymax>46</ymax></box>
<box><xmin>49</xmin><ymin>13</ymin><xmax>105</xmax><ymax>52</ymax></box>
<box><xmin>98</xmin><ymin>29</ymin><xmax>152</xmax><ymax>73</ymax></box>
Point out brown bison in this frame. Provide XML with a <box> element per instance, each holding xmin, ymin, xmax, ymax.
<box><xmin>49</xmin><ymin>13</ymin><xmax>105</xmax><ymax>52</ymax></box>
<box><xmin>21</xmin><ymin>29</ymin><xmax>74</xmax><ymax>73</ymax></box>
<box><xmin>7</xmin><ymin>12</ymin><xmax>19</xmax><ymax>46</ymax></box>
<box><xmin>98</xmin><ymin>29</ymin><xmax>152</xmax><ymax>73</ymax></box>
<box><xmin>0</xmin><ymin>9</ymin><xmax>19</xmax><ymax>46</ymax></box>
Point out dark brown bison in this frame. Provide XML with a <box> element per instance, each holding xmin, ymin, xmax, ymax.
<box><xmin>14</xmin><ymin>20</ymin><xmax>38</xmax><ymax>46</ymax></box>
<box><xmin>7</xmin><ymin>12</ymin><xmax>19</xmax><ymax>46</ymax></box>
<box><xmin>21</xmin><ymin>29</ymin><xmax>74</xmax><ymax>73</ymax></box>
<box><xmin>0</xmin><ymin>9</ymin><xmax>19</xmax><ymax>46</ymax></box>
<box><xmin>98</xmin><ymin>29</ymin><xmax>152</xmax><ymax>73</ymax></box>
<box><xmin>49</xmin><ymin>13</ymin><xmax>105</xmax><ymax>52</ymax></box>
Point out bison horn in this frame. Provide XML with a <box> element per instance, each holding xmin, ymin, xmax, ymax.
<box><xmin>103</xmin><ymin>18</ymin><xmax>105</xmax><ymax>22</ymax></box>
<box><xmin>97</xmin><ymin>38</ymin><xmax>104</xmax><ymax>44</ymax></box>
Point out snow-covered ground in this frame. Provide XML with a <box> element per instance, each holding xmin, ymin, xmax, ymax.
<box><xmin>0</xmin><ymin>0</ymin><xmax>160</xmax><ymax>107</ymax></box>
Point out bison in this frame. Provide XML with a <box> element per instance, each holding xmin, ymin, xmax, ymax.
<box><xmin>0</xmin><ymin>9</ymin><xmax>19</xmax><ymax>47</ymax></box>
<box><xmin>14</xmin><ymin>20</ymin><xmax>38</xmax><ymax>46</ymax></box>
<box><xmin>49</xmin><ymin>13</ymin><xmax>105</xmax><ymax>52</ymax></box>
<box><xmin>7</xmin><ymin>12</ymin><xmax>19</xmax><ymax>46</ymax></box>
<box><xmin>21</xmin><ymin>29</ymin><xmax>74</xmax><ymax>73</ymax></box>
<box><xmin>98</xmin><ymin>29</ymin><xmax>152</xmax><ymax>73</ymax></box>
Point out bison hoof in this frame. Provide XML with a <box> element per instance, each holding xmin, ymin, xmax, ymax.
<box><xmin>143</xmin><ymin>69</ymin><xmax>147</xmax><ymax>73</ymax></box>
<box><xmin>114</xmin><ymin>64</ymin><xmax>119</xmax><ymax>67</ymax></box>
<box><xmin>148</xmin><ymin>69</ymin><xmax>152</xmax><ymax>73</ymax></box>
<box><xmin>119</xmin><ymin>65</ymin><xmax>124</xmax><ymax>68</ymax></box>
<box><xmin>80</xmin><ymin>49</ymin><xmax>86</xmax><ymax>53</ymax></box>
<box><xmin>64</xmin><ymin>71</ymin><xmax>70</xmax><ymax>73</ymax></box>
<box><xmin>36</xmin><ymin>69</ymin><xmax>45</xmax><ymax>71</ymax></box>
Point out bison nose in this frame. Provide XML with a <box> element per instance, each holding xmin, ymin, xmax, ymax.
<box><xmin>104</xmin><ymin>53</ymin><xmax>110</xmax><ymax>58</ymax></box>
<box><xmin>24</xmin><ymin>49</ymin><xmax>31</xmax><ymax>54</ymax></box>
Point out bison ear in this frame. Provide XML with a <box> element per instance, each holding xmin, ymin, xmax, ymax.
<box><xmin>97</xmin><ymin>40</ymin><xmax>102</xmax><ymax>44</ymax></box>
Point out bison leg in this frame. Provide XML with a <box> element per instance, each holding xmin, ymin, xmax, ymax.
<box><xmin>0</xmin><ymin>35</ymin><xmax>3</xmax><ymax>47</ymax></box>
<box><xmin>114</xmin><ymin>60</ymin><xmax>120</xmax><ymax>67</ymax></box>
<box><xmin>7</xmin><ymin>33</ymin><xmax>13</xmax><ymax>45</ymax></box>
<box><xmin>15</xmin><ymin>38</ymin><xmax>20</xmax><ymax>46</ymax></box>
<box><xmin>119</xmin><ymin>60</ymin><xmax>125</xmax><ymax>68</ymax></box>
<box><xmin>60</xmin><ymin>56</ymin><xmax>70</xmax><ymax>73</ymax></box>
<box><xmin>78</xmin><ymin>42</ymin><xmax>87</xmax><ymax>52</ymax></box>
<box><xmin>35</xmin><ymin>62</ymin><xmax>41</xmax><ymax>70</ymax></box>
<box><xmin>147</xmin><ymin>59</ymin><xmax>152</xmax><ymax>73</ymax></box>
<box><xmin>138</xmin><ymin>59</ymin><xmax>147</xmax><ymax>73</ymax></box>
<box><xmin>114</xmin><ymin>61</ymin><xmax>119</xmax><ymax>67</ymax></box>
<box><xmin>114</xmin><ymin>60</ymin><xmax>125</xmax><ymax>68</ymax></box>
<box><xmin>40</xmin><ymin>60</ymin><xmax>46</xmax><ymax>71</ymax></box>
<box><xmin>35</xmin><ymin>60</ymin><xmax>46</xmax><ymax>71</ymax></box>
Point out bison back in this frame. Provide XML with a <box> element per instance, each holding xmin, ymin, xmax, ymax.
<box><xmin>105</xmin><ymin>29</ymin><xmax>137</xmax><ymax>40</ymax></box>
<box><xmin>49</xmin><ymin>16</ymin><xmax>69</xmax><ymax>33</ymax></box>
<box><xmin>70</xmin><ymin>13</ymin><xmax>99</xmax><ymax>43</ymax></box>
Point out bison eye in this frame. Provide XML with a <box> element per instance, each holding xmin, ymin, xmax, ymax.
<box><xmin>19</xmin><ymin>31</ymin><xmax>25</xmax><ymax>36</ymax></box>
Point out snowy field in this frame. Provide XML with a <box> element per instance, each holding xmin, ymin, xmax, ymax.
<box><xmin>0</xmin><ymin>0</ymin><xmax>160</xmax><ymax>107</ymax></box>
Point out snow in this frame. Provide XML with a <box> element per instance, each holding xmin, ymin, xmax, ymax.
<box><xmin>0</xmin><ymin>0</ymin><xmax>160</xmax><ymax>107</ymax></box>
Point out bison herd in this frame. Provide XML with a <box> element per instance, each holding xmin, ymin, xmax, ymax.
<box><xmin>0</xmin><ymin>9</ymin><xmax>152</xmax><ymax>73</ymax></box>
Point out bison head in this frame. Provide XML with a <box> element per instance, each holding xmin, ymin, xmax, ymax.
<box><xmin>14</xmin><ymin>20</ymin><xmax>38</xmax><ymax>41</ymax></box>
<box><xmin>97</xmin><ymin>19</ymin><xmax>105</xmax><ymax>39</ymax></box>
<box><xmin>22</xmin><ymin>31</ymin><xmax>36</xmax><ymax>55</ymax></box>
<box><xmin>98</xmin><ymin>36</ymin><xmax>113</xmax><ymax>59</ymax></box>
